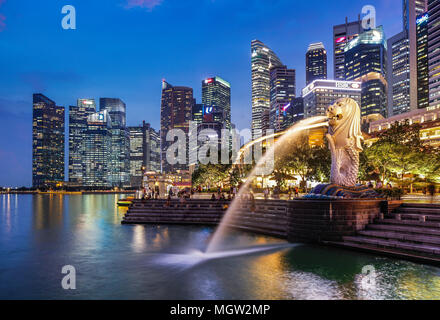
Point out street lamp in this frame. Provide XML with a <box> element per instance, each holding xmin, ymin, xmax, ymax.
<box><xmin>141</xmin><ymin>166</ymin><xmax>146</xmax><ymax>189</ymax></box>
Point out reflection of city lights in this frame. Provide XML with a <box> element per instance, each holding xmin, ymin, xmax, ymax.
<box><xmin>132</xmin><ymin>225</ymin><xmax>146</xmax><ymax>253</ymax></box>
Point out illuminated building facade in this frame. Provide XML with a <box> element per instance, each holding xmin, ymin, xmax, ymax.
<box><xmin>189</xmin><ymin>103</ymin><xmax>228</xmax><ymax>168</ymax></box>
<box><xmin>333</xmin><ymin>16</ymin><xmax>365</xmax><ymax>80</ymax></box>
<box><xmin>302</xmin><ymin>80</ymin><xmax>361</xmax><ymax>118</ymax></box>
<box><xmin>192</xmin><ymin>103</ymin><xmax>204</xmax><ymax>125</ymax></box>
<box><xmin>417</xmin><ymin>12</ymin><xmax>429</xmax><ymax>109</ymax></box>
<box><xmin>83</xmin><ymin>110</ymin><xmax>112</xmax><ymax>187</ymax></box>
<box><xmin>388</xmin><ymin>31</ymin><xmax>411</xmax><ymax>115</ymax></box>
<box><xmin>251</xmin><ymin>39</ymin><xmax>283</xmax><ymax>139</ymax></box>
<box><xmin>428</xmin><ymin>0</ymin><xmax>440</xmax><ymax>109</ymax></box>
<box><xmin>99</xmin><ymin>98</ymin><xmax>130</xmax><ymax>187</ymax></box>
<box><xmin>128</xmin><ymin>122</ymin><xmax>160</xmax><ymax>187</ymax></box>
<box><xmin>388</xmin><ymin>0</ymin><xmax>427</xmax><ymax>115</ymax></box>
<box><xmin>160</xmin><ymin>81</ymin><xmax>194</xmax><ymax>173</ymax></box>
<box><xmin>345</xmin><ymin>26</ymin><xmax>388</xmax><ymax>117</ymax></box>
<box><xmin>202</xmin><ymin>76</ymin><xmax>231</xmax><ymax>130</ymax></box>
<box><xmin>32</xmin><ymin>94</ymin><xmax>65</xmax><ymax>188</ymax></box>
<box><xmin>269</xmin><ymin>65</ymin><xmax>296</xmax><ymax>132</ymax></box>
<box><xmin>306</xmin><ymin>42</ymin><xmax>327</xmax><ymax>85</ymax></box>
<box><xmin>128</xmin><ymin>125</ymin><xmax>144</xmax><ymax>187</ymax></box>
<box><xmin>368</xmin><ymin>105</ymin><xmax>440</xmax><ymax>147</ymax></box>
<box><xmin>68</xmin><ymin>99</ymin><xmax>96</xmax><ymax>185</ymax></box>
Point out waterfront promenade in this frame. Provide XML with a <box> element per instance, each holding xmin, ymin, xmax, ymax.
<box><xmin>123</xmin><ymin>198</ymin><xmax>440</xmax><ymax>266</ymax></box>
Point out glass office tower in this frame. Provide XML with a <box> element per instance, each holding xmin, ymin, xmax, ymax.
<box><xmin>32</xmin><ymin>94</ymin><xmax>65</xmax><ymax>188</ymax></box>
<box><xmin>68</xmin><ymin>99</ymin><xmax>96</xmax><ymax>185</ymax></box>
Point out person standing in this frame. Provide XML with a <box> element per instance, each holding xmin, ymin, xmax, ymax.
<box><xmin>428</xmin><ymin>184</ymin><xmax>436</xmax><ymax>204</ymax></box>
<box><xmin>249</xmin><ymin>192</ymin><xmax>256</xmax><ymax>213</ymax></box>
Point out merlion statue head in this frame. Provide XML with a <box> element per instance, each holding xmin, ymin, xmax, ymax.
<box><xmin>326</xmin><ymin>97</ymin><xmax>363</xmax><ymax>152</ymax></box>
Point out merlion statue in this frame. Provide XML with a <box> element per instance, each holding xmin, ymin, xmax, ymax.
<box><xmin>305</xmin><ymin>98</ymin><xmax>379</xmax><ymax>199</ymax></box>
<box><xmin>325</xmin><ymin>98</ymin><xmax>363</xmax><ymax>187</ymax></box>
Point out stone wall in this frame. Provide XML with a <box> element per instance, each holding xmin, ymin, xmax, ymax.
<box><xmin>287</xmin><ymin>199</ymin><xmax>383</xmax><ymax>242</ymax></box>
<box><xmin>123</xmin><ymin>198</ymin><xmax>385</xmax><ymax>243</ymax></box>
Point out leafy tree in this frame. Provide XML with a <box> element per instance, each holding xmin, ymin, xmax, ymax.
<box><xmin>309</xmin><ymin>139</ymin><xmax>331</xmax><ymax>183</ymax></box>
<box><xmin>361</xmin><ymin>120</ymin><xmax>439</xmax><ymax>188</ymax></box>
<box><xmin>271</xmin><ymin>134</ymin><xmax>313</xmax><ymax>188</ymax></box>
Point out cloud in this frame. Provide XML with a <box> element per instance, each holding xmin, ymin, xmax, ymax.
<box><xmin>0</xmin><ymin>0</ymin><xmax>5</xmax><ymax>32</ymax></box>
<box><xmin>0</xmin><ymin>98</ymin><xmax>30</xmax><ymax>118</ymax></box>
<box><xmin>19</xmin><ymin>71</ymin><xmax>83</xmax><ymax>92</ymax></box>
<box><xmin>125</xmin><ymin>0</ymin><xmax>163</xmax><ymax>11</ymax></box>
<box><xmin>0</xmin><ymin>14</ymin><xmax>5</xmax><ymax>32</ymax></box>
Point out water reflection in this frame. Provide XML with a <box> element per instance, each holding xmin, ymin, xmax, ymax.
<box><xmin>132</xmin><ymin>225</ymin><xmax>146</xmax><ymax>253</ymax></box>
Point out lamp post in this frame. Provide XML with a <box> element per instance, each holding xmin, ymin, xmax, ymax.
<box><xmin>141</xmin><ymin>166</ymin><xmax>146</xmax><ymax>189</ymax></box>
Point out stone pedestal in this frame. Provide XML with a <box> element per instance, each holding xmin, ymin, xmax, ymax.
<box><xmin>287</xmin><ymin>199</ymin><xmax>384</xmax><ymax>243</ymax></box>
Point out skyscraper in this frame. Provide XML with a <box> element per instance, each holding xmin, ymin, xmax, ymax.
<box><xmin>68</xmin><ymin>99</ymin><xmax>96</xmax><ymax>185</ymax></box>
<box><xmin>269</xmin><ymin>65</ymin><xmax>296</xmax><ymax>132</ymax></box>
<box><xmin>388</xmin><ymin>31</ymin><xmax>411</xmax><ymax>115</ymax></box>
<box><xmin>333</xmin><ymin>16</ymin><xmax>365</xmax><ymax>80</ymax></box>
<box><xmin>417</xmin><ymin>12</ymin><xmax>429</xmax><ymax>109</ymax></box>
<box><xmin>251</xmin><ymin>39</ymin><xmax>283</xmax><ymax>139</ymax></box>
<box><xmin>428</xmin><ymin>0</ymin><xmax>440</xmax><ymax>108</ymax></box>
<box><xmin>160</xmin><ymin>81</ymin><xmax>194</xmax><ymax>173</ymax></box>
<box><xmin>345</xmin><ymin>26</ymin><xmax>388</xmax><ymax>117</ymax></box>
<box><xmin>128</xmin><ymin>122</ymin><xmax>160</xmax><ymax>187</ymax></box>
<box><xmin>83</xmin><ymin>110</ymin><xmax>112</xmax><ymax>187</ymax></box>
<box><xmin>306</xmin><ymin>43</ymin><xmax>327</xmax><ymax>84</ymax></box>
<box><xmin>388</xmin><ymin>0</ymin><xmax>427</xmax><ymax>115</ymax></box>
<box><xmin>202</xmin><ymin>77</ymin><xmax>231</xmax><ymax>130</ymax></box>
<box><xmin>192</xmin><ymin>103</ymin><xmax>205</xmax><ymax>125</ymax></box>
<box><xmin>99</xmin><ymin>98</ymin><xmax>130</xmax><ymax>187</ymax></box>
<box><xmin>302</xmin><ymin>80</ymin><xmax>361</xmax><ymax>118</ymax></box>
<box><xmin>128</xmin><ymin>126</ymin><xmax>144</xmax><ymax>187</ymax></box>
<box><xmin>32</xmin><ymin>94</ymin><xmax>65</xmax><ymax>188</ymax></box>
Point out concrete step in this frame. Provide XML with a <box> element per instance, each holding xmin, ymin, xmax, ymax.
<box><xmin>130</xmin><ymin>204</ymin><xmax>226</xmax><ymax>209</ymax></box>
<box><xmin>402</xmin><ymin>203</ymin><xmax>440</xmax><ymax>209</ymax></box>
<box><xmin>125</xmin><ymin>213</ymin><xmax>222</xmax><ymax>219</ymax></box>
<box><xmin>358</xmin><ymin>230</ymin><xmax>440</xmax><ymax>246</ymax></box>
<box><xmin>225</xmin><ymin>223</ymin><xmax>287</xmax><ymax>238</ymax></box>
<box><xmin>343</xmin><ymin>236</ymin><xmax>440</xmax><ymax>255</ymax></box>
<box><xmin>122</xmin><ymin>218</ymin><xmax>219</xmax><ymax>225</ymax></box>
<box><xmin>128</xmin><ymin>208</ymin><xmax>225</xmax><ymax>214</ymax></box>
<box><xmin>375</xmin><ymin>218</ymin><xmax>440</xmax><ymax>229</ymax></box>
<box><xmin>229</xmin><ymin>214</ymin><xmax>288</xmax><ymax>223</ymax></box>
<box><xmin>396</xmin><ymin>207</ymin><xmax>440</xmax><ymax>215</ymax></box>
<box><xmin>390</xmin><ymin>213</ymin><xmax>440</xmax><ymax>222</ymax></box>
<box><xmin>127</xmin><ymin>210</ymin><xmax>287</xmax><ymax>220</ymax></box>
<box><xmin>367</xmin><ymin>223</ymin><xmax>440</xmax><ymax>237</ymax></box>
<box><xmin>227</xmin><ymin>219</ymin><xmax>287</xmax><ymax>232</ymax></box>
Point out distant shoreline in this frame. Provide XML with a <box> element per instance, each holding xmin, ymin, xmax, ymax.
<box><xmin>1</xmin><ymin>191</ymin><xmax>136</xmax><ymax>195</ymax></box>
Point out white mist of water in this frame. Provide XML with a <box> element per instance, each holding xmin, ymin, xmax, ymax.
<box><xmin>206</xmin><ymin>116</ymin><xmax>329</xmax><ymax>253</ymax></box>
<box><xmin>154</xmin><ymin>243</ymin><xmax>299</xmax><ymax>269</ymax></box>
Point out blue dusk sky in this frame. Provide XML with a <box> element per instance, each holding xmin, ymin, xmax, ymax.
<box><xmin>0</xmin><ymin>0</ymin><xmax>403</xmax><ymax>187</ymax></box>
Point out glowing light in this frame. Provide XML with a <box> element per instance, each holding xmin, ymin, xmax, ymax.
<box><xmin>417</xmin><ymin>13</ymin><xmax>429</xmax><ymax>26</ymax></box>
<box><xmin>336</xmin><ymin>36</ymin><xmax>346</xmax><ymax>43</ymax></box>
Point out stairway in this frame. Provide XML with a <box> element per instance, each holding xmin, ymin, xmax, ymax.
<box><xmin>122</xmin><ymin>199</ymin><xmax>289</xmax><ymax>239</ymax></box>
<box><xmin>330</xmin><ymin>203</ymin><xmax>440</xmax><ymax>265</ymax></box>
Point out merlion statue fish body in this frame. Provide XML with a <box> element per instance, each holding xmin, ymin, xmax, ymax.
<box><xmin>326</xmin><ymin>98</ymin><xmax>363</xmax><ymax>187</ymax></box>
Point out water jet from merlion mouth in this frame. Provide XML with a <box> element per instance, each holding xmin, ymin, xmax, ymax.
<box><xmin>206</xmin><ymin>115</ymin><xmax>330</xmax><ymax>253</ymax></box>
